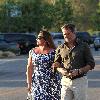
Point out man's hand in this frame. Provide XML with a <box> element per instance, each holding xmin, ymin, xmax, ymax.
<box><xmin>52</xmin><ymin>62</ymin><xmax>61</xmax><ymax>68</ymax></box>
<box><xmin>68</xmin><ymin>69</ymin><xmax>79</xmax><ymax>78</ymax></box>
<box><xmin>52</xmin><ymin>62</ymin><xmax>61</xmax><ymax>72</ymax></box>
<box><xmin>57</xmin><ymin>68</ymin><xmax>69</xmax><ymax>76</ymax></box>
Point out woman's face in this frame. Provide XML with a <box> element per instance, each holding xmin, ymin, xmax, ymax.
<box><xmin>36</xmin><ymin>34</ymin><xmax>46</xmax><ymax>46</ymax></box>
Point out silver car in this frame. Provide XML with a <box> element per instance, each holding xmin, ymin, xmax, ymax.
<box><xmin>94</xmin><ymin>37</ymin><xmax>100</xmax><ymax>51</ymax></box>
<box><xmin>51</xmin><ymin>32</ymin><xmax>64</xmax><ymax>47</ymax></box>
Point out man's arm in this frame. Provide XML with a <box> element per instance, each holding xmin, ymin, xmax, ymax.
<box><xmin>52</xmin><ymin>62</ymin><xmax>69</xmax><ymax>76</ymax></box>
<box><xmin>84</xmin><ymin>43</ymin><xmax>95</xmax><ymax>70</ymax></box>
<box><xmin>70</xmin><ymin>44</ymin><xmax>95</xmax><ymax>78</ymax></box>
<box><xmin>70</xmin><ymin>65</ymin><xmax>91</xmax><ymax>78</ymax></box>
<box><xmin>52</xmin><ymin>45</ymin><xmax>67</xmax><ymax>75</ymax></box>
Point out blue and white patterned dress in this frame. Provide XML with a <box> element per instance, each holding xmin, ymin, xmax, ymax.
<box><xmin>29</xmin><ymin>49</ymin><xmax>61</xmax><ymax>100</ymax></box>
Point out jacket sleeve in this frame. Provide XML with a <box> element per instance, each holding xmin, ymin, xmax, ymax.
<box><xmin>84</xmin><ymin>43</ymin><xmax>95</xmax><ymax>70</ymax></box>
<box><xmin>54</xmin><ymin>45</ymin><xmax>62</xmax><ymax>63</ymax></box>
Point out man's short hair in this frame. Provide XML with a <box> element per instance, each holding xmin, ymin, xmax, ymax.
<box><xmin>61</xmin><ymin>23</ymin><xmax>75</xmax><ymax>33</ymax></box>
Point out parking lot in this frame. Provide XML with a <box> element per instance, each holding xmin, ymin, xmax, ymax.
<box><xmin>0</xmin><ymin>49</ymin><xmax>100</xmax><ymax>100</ymax></box>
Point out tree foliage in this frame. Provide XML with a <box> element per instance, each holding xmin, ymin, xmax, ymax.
<box><xmin>0</xmin><ymin>0</ymin><xmax>99</xmax><ymax>33</ymax></box>
<box><xmin>92</xmin><ymin>1</ymin><xmax>100</xmax><ymax>31</ymax></box>
<box><xmin>0</xmin><ymin>0</ymin><xmax>73</xmax><ymax>33</ymax></box>
<box><xmin>50</xmin><ymin>0</ymin><xmax>73</xmax><ymax>32</ymax></box>
<box><xmin>67</xmin><ymin>0</ymin><xmax>100</xmax><ymax>32</ymax></box>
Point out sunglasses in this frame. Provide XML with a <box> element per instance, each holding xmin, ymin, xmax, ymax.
<box><xmin>36</xmin><ymin>36</ymin><xmax>44</xmax><ymax>40</ymax></box>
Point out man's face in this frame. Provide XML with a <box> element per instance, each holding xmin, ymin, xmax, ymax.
<box><xmin>62</xmin><ymin>28</ymin><xmax>76</xmax><ymax>43</ymax></box>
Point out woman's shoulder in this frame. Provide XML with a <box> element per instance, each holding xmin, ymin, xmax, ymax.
<box><xmin>29</xmin><ymin>47</ymin><xmax>38</xmax><ymax>55</ymax></box>
<box><xmin>29</xmin><ymin>47</ymin><xmax>55</xmax><ymax>55</ymax></box>
<box><xmin>34</xmin><ymin>47</ymin><xmax>41</xmax><ymax>54</ymax></box>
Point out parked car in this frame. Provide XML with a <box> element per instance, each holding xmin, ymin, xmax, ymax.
<box><xmin>94</xmin><ymin>37</ymin><xmax>100</xmax><ymax>51</ymax></box>
<box><xmin>51</xmin><ymin>32</ymin><xmax>64</xmax><ymax>47</ymax></box>
<box><xmin>0</xmin><ymin>39</ymin><xmax>20</xmax><ymax>55</ymax></box>
<box><xmin>91</xmin><ymin>35</ymin><xmax>97</xmax><ymax>42</ymax></box>
<box><xmin>51</xmin><ymin>31</ymin><xmax>92</xmax><ymax>47</ymax></box>
<box><xmin>0</xmin><ymin>33</ymin><xmax>37</xmax><ymax>54</ymax></box>
<box><xmin>76</xmin><ymin>31</ymin><xmax>93</xmax><ymax>45</ymax></box>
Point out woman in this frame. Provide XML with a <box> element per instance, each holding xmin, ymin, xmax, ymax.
<box><xmin>26</xmin><ymin>30</ymin><xmax>61</xmax><ymax>100</ymax></box>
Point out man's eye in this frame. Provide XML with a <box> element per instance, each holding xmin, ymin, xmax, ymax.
<box><xmin>67</xmin><ymin>33</ymin><xmax>70</xmax><ymax>35</ymax></box>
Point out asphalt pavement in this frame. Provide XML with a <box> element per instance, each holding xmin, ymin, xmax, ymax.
<box><xmin>87</xmin><ymin>49</ymin><xmax>100</xmax><ymax>100</ymax></box>
<box><xmin>0</xmin><ymin>49</ymin><xmax>100</xmax><ymax>100</ymax></box>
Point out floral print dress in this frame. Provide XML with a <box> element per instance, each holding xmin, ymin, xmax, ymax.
<box><xmin>29</xmin><ymin>49</ymin><xmax>61</xmax><ymax>100</ymax></box>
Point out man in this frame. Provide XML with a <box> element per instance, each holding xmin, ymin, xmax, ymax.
<box><xmin>52</xmin><ymin>24</ymin><xmax>95</xmax><ymax>100</ymax></box>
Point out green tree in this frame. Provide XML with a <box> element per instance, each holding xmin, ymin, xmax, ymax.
<box><xmin>68</xmin><ymin>0</ymin><xmax>99</xmax><ymax>32</ymax></box>
<box><xmin>49</xmin><ymin>0</ymin><xmax>73</xmax><ymax>32</ymax></box>
<box><xmin>92</xmin><ymin>1</ymin><xmax>100</xmax><ymax>31</ymax></box>
<box><xmin>0</xmin><ymin>0</ymin><xmax>73</xmax><ymax>33</ymax></box>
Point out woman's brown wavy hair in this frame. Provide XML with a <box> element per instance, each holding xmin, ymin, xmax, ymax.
<box><xmin>38</xmin><ymin>30</ymin><xmax>56</xmax><ymax>49</ymax></box>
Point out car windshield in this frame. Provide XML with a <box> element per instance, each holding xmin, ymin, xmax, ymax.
<box><xmin>95</xmin><ymin>38</ymin><xmax>100</xmax><ymax>42</ymax></box>
<box><xmin>76</xmin><ymin>32</ymin><xmax>90</xmax><ymax>38</ymax></box>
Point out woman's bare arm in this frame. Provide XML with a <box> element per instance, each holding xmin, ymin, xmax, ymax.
<box><xmin>26</xmin><ymin>52</ymin><xmax>33</xmax><ymax>93</ymax></box>
<box><xmin>26</xmin><ymin>53</ymin><xmax>33</xmax><ymax>84</ymax></box>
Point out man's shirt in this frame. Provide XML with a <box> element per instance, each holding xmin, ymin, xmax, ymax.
<box><xmin>54</xmin><ymin>40</ymin><xmax>95</xmax><ymax>71</ymax></box>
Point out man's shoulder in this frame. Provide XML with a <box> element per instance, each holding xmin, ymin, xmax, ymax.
<box><xmin>76</xmin><ymin>41</ymin><xmax>90</xmax><ymax>51</ymax></box>
<box><xmin>77</xmin><ymin>39</ymin><xmax>89</xmax><ymax>47</ymax></box>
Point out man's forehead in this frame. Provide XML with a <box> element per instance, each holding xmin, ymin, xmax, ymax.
<box><xmin>62</xmin><ymin>28</ymin><xmax>72</xmax><ymax>33</ymax></box>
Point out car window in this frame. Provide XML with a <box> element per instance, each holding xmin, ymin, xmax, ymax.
<box><xmin>4</xmin><ymin>34</ymin><xmax>23</xmax><ymax>42</ymax></box>
<box><xmin>2</xmin><ymin>34</ymin><xmax>36</xmax><ymax>42</ymax></box>
<box><xmin>0</xmin><ymin>33</ymin><xmax>36</xmax><ymax>48</ymax></box>
<box><xmin>23</xmin><ymin>35</ymin><xmax>36</xmax><ymax>42</ymax></box>
<box><xmin>76</xmin><ymin>32</ymin><xmax>90</xmax><ymax>38</ymax></box>
<box><xmin>0</xmin><ymin>34</ymin><xmax>4</xmax><ymax>40</ymax></box>
<box><xmin>76</xmin><ymin>32</ymin><xmax>92</xmax><ymax>44</ymax></box>
<box><xmin>0</xmin><ymin>39</ymin><xmax>6</xmax><ymax>43</ymax></box>
<box><xmin>94</xmin><ymin>38</ymin><xmax>100</xmax><ymax>43</ymax></box>
<box><xmin>53</xmin><ymin>34</ymin><xmax>64</xmax><ymax>39</ymax></box>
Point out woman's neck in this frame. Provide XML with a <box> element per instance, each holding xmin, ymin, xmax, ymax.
<box><xmin>35</xmin><ymin>46</ymin><xmax>50</xmax><ymax>54</ymax></box>
<box><xmin>39</xmin><ymin>46</ymin><xmax>48</xmax><ymax>51</ymax></box>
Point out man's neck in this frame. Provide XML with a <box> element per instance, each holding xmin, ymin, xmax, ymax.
<box><xmin>65</xmin><ymin>39</ymin><xmax>76</xmax><ymax>49</ymax></box>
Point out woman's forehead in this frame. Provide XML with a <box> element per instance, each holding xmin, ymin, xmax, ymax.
<box><xmin>38</xmin><ymin>33</ymin><xmax>44</xmax><ymax>37</ymax></box>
